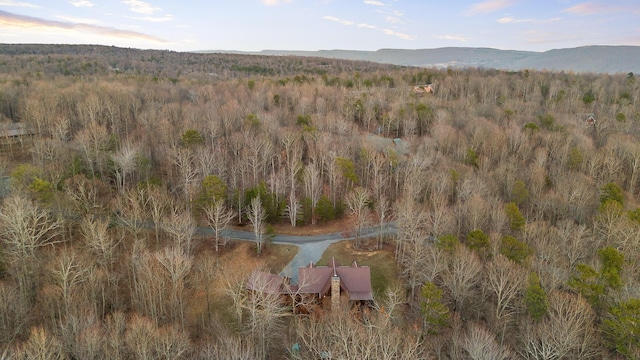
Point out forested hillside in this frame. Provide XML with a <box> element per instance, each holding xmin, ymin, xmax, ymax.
<box><xmin>219</xmin><ymin>45</ymin><xmax>640</xmax><ymax>74</ymax></box>
<box><xmin>0</xmin><ymin>45</ymin><xmax>639</xmax><ymax>359</ymax></box>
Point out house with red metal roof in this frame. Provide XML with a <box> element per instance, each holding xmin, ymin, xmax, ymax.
<box><xmin>246</xmin><ymin>257</ymin><xmax>373</xmax><ymax>311</ymax></box>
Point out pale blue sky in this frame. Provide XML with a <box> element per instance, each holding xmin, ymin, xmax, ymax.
<box><xmin>1</xmin><ymin>0</ymin><xmax>639</xmax><ymax>52</ymax></box>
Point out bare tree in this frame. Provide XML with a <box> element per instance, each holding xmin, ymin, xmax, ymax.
<box><xmin>203</xmin><ymin>201</ymin><xmax>234</xmax><ymax>252</ymax></box>
<box><xmin>0</xmin><ymin>281</ymin><xmax>30</xmax><ymax>345</ymax></box>
<box><xmin>375</xmin><ymin>195</ymin><xmax>392</xmax><ymax>249</ymax></box>
<box><xmin>58</xmin><ymin>311</ymin><xmax>104</xmax><ymax>360</ymax></box>
<box><xmin>130</xmin><ymin>249</ymin><xmax>167</xmax><ymax>326</ymax></box>
<box><xmin>284</xmin><ymin>191</ymin><xmax>302</xmax><ymax>227</ymax></box>
<box><xmin>426</xmin><ymin>193</ymin><xmax>455</xmax><ymax>238</ymax></box>
<box><xmin>194</xmin><ymin>146</ymin><xmax>217</xmax><ymax>180</ymax></box>
<box><xmin>63</xmin><ymin>175</ymin><xmax>111</xmax><ymax>218</ymax></box>
<box><xmin>155</xmin><ymin>247</ymin><xmax>193</xmax><ymax>327</ymax></box>
<box><xmin>395</xmin><ymin>196</ymin><xmax>427</xmax><ymax>261</ymax></box>
<box><xmin>246</xmin><ymin>196</ymin><xmax>267</xmax><ymax>256</ymax></box>
<box><xmin>292</xmin><ymin>308</ymin><xmax>425</xmax><ymax>360</ymax></box>
<box><xmin>124</xmin><ymin>314</ymin><xmax>157</xmax><ymax>360</ymax></box>
<box><xmin>171</xmin><ymin>145</ymin><xmax>199</xmax><ymax>206</ymax></box>
<box><xmin>81</xmin><ymin>216</ymin><xmax>119</xmax><ymax>268</ymax></box>
<box><xmin>281</xmin><ymin>131</ymin><xmax>303</xmax><ymax>196</ymax></box>
<box><xmin>243</xmin><ymin>133</ymin><xmax>273</xmax><ymax>186</ymax></box>
<box><xmin>400</xmin><ymin>239</ymin><xmax>445</xmax><ymax>301</ymax></box>
<box><xmin>485</xmin><ymin>254</ymin><xmax>527</xmax><ymax>343</ymax></box>
<box><xmin>116</xmin><ymin>188</ymin><xmax>147</xmax><ymax>244</ymax></box>
<box><xmin>618</xmin><ymin>139</ymin><xmax>640</xmax><ymax>195</ymax></box>
<box><xmin>457</xmin><ymin>322</ymin><xmax>513</xmax><ymax>360</ymax></box>
<box><xmin>519</xmin><ymin>291</ymin><xmax>600</xmax><ymax>359</ymax></box>
<box><xmin>220</xmin><ymin>258</ymin><xmax>252</xmax><ymax>327</ymax></box>
<box><xmin>143</xmin><ymin>186</ymin><xmax>170</xmax><ymax>245</ymax></box>
<box><xmin>243</xmin><ymin>270</ymin><xmax>290</xmax><ymax>359</ymax></box>
<box><xmin>460</xmin><ymin>195</ymin><xmax>490</xmax><ymax>235</ymax></box>
<box><xmin>102</xmin><ymin>311</ymin><xmax>126</xmax><ymax>360</ymax></box>
<box><xmin>303</xmin><ymin>162</ymin><xmax>322</xmax><ymax>225</ymax></box>
<box><xmin>198</xmin><ymin>334</ymin><xmax>258</xmax><ymax>360</ymax></box>
<box><xmin>152</xmin><ymin>324</ymin><xmax>191</xmax><ymax>360</ymax></box>
<box><xmin>442</xmin><ymin>246</ymin><xmax>483</xmax><ymax>315</ymax></box>
<box><xmin>162</xmin><ymin>207</ymin><xmax>196</xmax><ymax>254</ymax></box>
<box><xmin>0</xmin><ymin>194</ymin><xmax>64</xmax><ymax>299</ymax></box>
<box><xmin>519</xmin><ymin>320</ymin><xmax>562</xmax><ymax>360</ymax></box>
<box><xmin>555</xmin><ymin>220</ymin><xmax>593</xmax><ymax>268</ymax></box>
<box><xmin>50</xmin><ymin>249</ymin><xmax>90</xmax><ymax>318</ymax></box>
<box><xmin>75</xmin><ymin>120</ymin><xmax>109</xmax><ymax>178</ymax></box>
<box><xmin>12</xmin><ymin>326</ymin><xmax>64</xmax><ymax>360</ymax></box>
<box><xmin>346</xmin><ymin>187</ymin><xmax>371</xmax><ymax>249</ymax></box>
<box><xmin>111</xmin><ymin>142</ymin><xmax>139</xmax><ymax>194</ymax></box>
<box><xmin>370</xmin><ymin>151</ymin><xmax>390</xmax><ymax>203</ymax></box>
<box><xmin>0</xmin><ymin>193</ymin><xmax>64</xmax><ymax>259</ymax></box>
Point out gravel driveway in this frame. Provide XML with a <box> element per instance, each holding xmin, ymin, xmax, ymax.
<box><xmin>197</xmin><ymin>223</ymin><xmax>397</xmax><ymax>283</ymax></box>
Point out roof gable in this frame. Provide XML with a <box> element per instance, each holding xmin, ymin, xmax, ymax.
<box><xmin>297</xmin><ymin>259</ymin><xmax>373</xmax><ymax>301</ymax></box>
<box><xmin>336</xmin><ymin>266</ymin><xmax>373</xmax><ymax>301</ymax></box>
<box><xmin>246</xmin><ymin>258</ymin><xmax>374</xmax><ymax>302</ymax></box>
<box><xmin>298</xmin><ymin>266</ymin><xmax>333</xmax><ymax>296</ymax></box>
<box><xmin>246</xmin><ymin>271</ymin><xmax>291</xmax><ymax>295</ymax></box>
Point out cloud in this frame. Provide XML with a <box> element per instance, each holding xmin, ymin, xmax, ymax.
<box><xmin>323</xmin><ymin>15</ymin><xmax>377</xmax><ymax>30</ymax></box>
<box><xmin>433</xmin><ymin>34</ymin><xmax>470</xmax><ymax>42</ymax></box>
<box><xmin>122</xmin><ymin>0</ymin><xmax>160</xmax><ymax>14</ymax></box>
<box><xmin>385</xmin><ymin>15</ymin><xmax>402</xmax><ymax>24</ymax></box>
<box><xmin>262</xmin><ymin>0</ymin><xmax>293</xmax><ymax>5</ymax></box>
<box><xmin>364</xmin><ymin>0</ymin><xmax>385</xmax><ymax>6</ymax></box>
<box><xmin>130</xmin><ymin>14</ymin><xmax>173</xmax><ymax>22</ymax></box>
<box><xmin>562</xmin><ymin>2</ymin><xmax>623</xmax><ymax>15</ymax></box>
<box><xmin>0</xmin><ymin>0</ymin><xmax>38</xmax><ymax>7</ymax></box>
<box><xmin>322</xmin><ymin>15</ymin><xmax>354</xmax><ymax>26</ymax></box>
<box><xmin>69</xmin><ymin>0</ymin><xmax>95</xmax><ymax>7</ymax></box>
<box><xmin>465</xmin><ymin>0</ymin><xmax>514</xmax><ymax>15</ymax></box>
<box><xmin>56</xmin><ymin>14</ymin><xmax>100</xmax><ymax>24</ymax></box>
<box><xmin>383</xmin><ymin>28</ymin><xmax>414</xmax><ymax>40</ymax></box>
<box><xmin>497</xmin><ymin>16</ymin><xmax>561</xmax><ymax>24</ymax></box>
<box><xmin>0</xmin><ymin>10</ymin><xmax>166</xmax><ymax>42</ymax></box>
<box><xmin>497</xmin><ymin>16</ymin><xmax>533</xmax><ymax>23</ymax></box>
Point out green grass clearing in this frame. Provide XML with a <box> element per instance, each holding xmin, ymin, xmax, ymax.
<box><xmin>317</xmin><ymin>239</ymin><xmax>398</xmax><ymax>298</ymax></box>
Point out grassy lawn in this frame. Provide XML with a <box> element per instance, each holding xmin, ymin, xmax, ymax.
<box><xmin>259</xmin><ymin>242</ymin><xmax>299</xmax><ymax>273</ymax></box>
<box><xmin>317</xmin><ymin>239</ymin><xmax>398</xmax><ymax>298</ymax></box>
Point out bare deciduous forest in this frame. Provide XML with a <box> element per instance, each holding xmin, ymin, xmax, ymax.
<box><xmin>0</xmin><ymin>44</ymin><xmax>639</xmax><ymax>359</ymax></box>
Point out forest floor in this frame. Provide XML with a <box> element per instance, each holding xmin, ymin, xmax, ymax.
<box><xmin>258</xmin><ymin>216</ymin><xmax>354</xmax><ymax>236</ymax></box>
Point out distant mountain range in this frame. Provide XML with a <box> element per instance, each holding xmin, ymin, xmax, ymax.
<box><xmin>203</xmin><ymin>46</ymin><xmax>640</xmax><ymax>74</ymax></box>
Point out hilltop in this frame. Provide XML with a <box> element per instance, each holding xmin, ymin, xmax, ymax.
<box><xmin>206</xmin><ymin>45</ymin><xmax>640</xmax><ymax>74</ymax></box>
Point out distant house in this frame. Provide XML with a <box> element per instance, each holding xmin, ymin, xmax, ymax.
<box><xmin>0</xmin><ymin>122</ymin><xmax>33</xmax><ymax>138</ymax></box>
<box><xmin>584</xmin><ymin>114</ymin><xmax>596</xmax><ymax>126</ymax></box>
<box><xmin>412</xmin><ymin>84</ymin><xmax>435</xmax><ymax>95</ymax></box>
<box><xmin>246</xmin><ymin>258</ymin><xmax>373</xmax><ymax>311</ymax></box>
<box><xmin>0</xmin><ymin>122</ymin><xmax>35</xmax><ymax>146</ymax></box>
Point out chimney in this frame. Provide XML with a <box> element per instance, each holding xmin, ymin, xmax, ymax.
<box><xmin>331</xmin><ymin>257</ymin><xmax>340</xmax><ymax>310</ymax></box>
<box><xmin>331</xmin><ymin>275</ymin><xmax>340</xmax><ymax>310</ymax></box>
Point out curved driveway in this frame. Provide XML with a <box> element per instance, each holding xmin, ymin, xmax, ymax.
<box><xmin>196</xmin><ymin>223</ymin><xmax>397</xmax><ymax>283</ymax></box>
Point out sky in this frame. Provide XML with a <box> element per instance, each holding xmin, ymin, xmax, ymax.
<box><xmin>1</xmin><ymin>0</ymin><xmax>639</xmax><ymax>52</ymax></box>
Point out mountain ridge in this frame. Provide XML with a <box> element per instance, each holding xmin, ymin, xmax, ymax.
<box><xmin>201</xmin><ymin>45</ymin><xmax>640</xmax><ymax>74</ymax></box>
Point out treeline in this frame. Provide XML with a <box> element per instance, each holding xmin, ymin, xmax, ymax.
<box><xmin>0</xmin><ymin>45</ymin><xmax>639</xmax><ymax>358</ymax></box>
<box><xmin>0</xmin><ymin>44</ymin><xmax>399</xmax><ymax>81</ymax></box>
